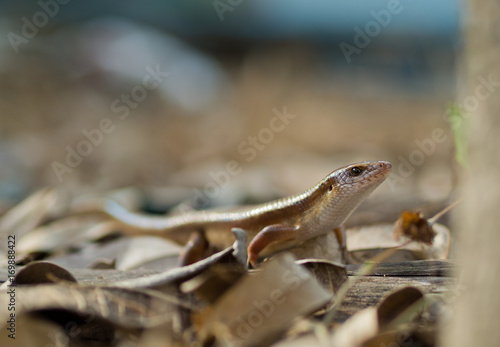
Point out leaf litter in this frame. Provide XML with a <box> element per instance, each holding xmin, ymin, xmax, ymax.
<box><xmin>0</xmin><ymin>188</ymin><xmax>457</xmax><ymax>346</ymax></box>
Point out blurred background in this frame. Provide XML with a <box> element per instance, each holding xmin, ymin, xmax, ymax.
<box><xmin>0</xmin><ymin>0</ymin><xmax>461</xmax><ymax>217</ymax></box>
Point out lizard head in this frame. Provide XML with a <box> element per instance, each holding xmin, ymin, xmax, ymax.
<box><xmin>314</xmin><ymin>161</ymin><xmax>392</xmax><ymax>227</ymax></box>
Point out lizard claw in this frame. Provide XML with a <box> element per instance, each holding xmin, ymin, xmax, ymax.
<box><xmin>248</xmin><ymin>251</ymin><xmax>259</xmax><ymax>268</ymax></box>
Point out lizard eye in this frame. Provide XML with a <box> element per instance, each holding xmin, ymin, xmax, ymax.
<box><xmin>350</xmin><ymin>167</ymin><xmax>363</xmax><ymax>176</ymax></box>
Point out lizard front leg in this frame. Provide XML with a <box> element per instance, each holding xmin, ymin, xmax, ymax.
<box><xmin>247</xmin><ymin>224</ymin><xmax>300</xmax><ymax>267</ymax></box>
<box><xmin>333</xmin><ymin>225</ymin><xmax>350</xmax><ymax>264</ymax></box>
<box><xmin>179</xmin><ymin>231</ymin><xmax>209</xmax><ymax>266</ymax></box>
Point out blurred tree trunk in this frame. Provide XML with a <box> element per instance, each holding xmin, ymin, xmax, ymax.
<box><xmin>441</xmin><ymin>0</ymin><xmax>500</xmax><ymax>346</ymax></box>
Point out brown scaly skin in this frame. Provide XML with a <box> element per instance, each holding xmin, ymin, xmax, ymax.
<box><xmin>97</xmin><ymin>161</ymin><xmax>392</xmax><ymax>266</ymax></box>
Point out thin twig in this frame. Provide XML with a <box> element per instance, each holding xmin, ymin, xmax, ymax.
<box><xmin>428</xmin><ymin>198</ymin><xmax>463</xmax><ymax>225</ymax></box>
<box><xmin>322</xmin><ymin>240</ymin><xmax>412</xmax><ymax>326</ymax></box>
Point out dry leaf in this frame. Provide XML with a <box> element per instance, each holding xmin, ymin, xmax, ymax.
<box><xmin>347</xmin><ymin>223</ymin><xmax>450</xmax><ymax>263</ymax></box>
<box><xmin>331</xmin><ymin>307</ymin><xmax>379</xmax><ymax>347</ymax></box>
<box><xmin>103</xmin><ymin>240</ymin><xmax>242</xmax><ymax>291</ymax></box>
<box><xmin>180</xmin><ymin>265</ymin><xmax>246</xmax><ymax>304</ymax></box>
<box><xmin>295</xmin><ymin>259</ymin><xmax>347</xmax><ymax>296</ymax></box>
<box><xmin>330</xmin><ymin>286</ymin><xmax>426</xmax><ymax>347</ymax></box>
<box><xmin>89</xmin><ymin>258</ymin><xmax>117</xmax><ymax>269</ymax></box>
<box><xmin>0</xmin><ymin>188</ymin><xmax>59</xmax><ymax>241</ymax></box>
<box><xmin>377</xmin><ymin>286</ymin><xmax>424</xmax><ymax>329</ymax></box>
<box><xmin>17</xmin><ymin>215</ymin><xmax>115</xmax><ymax>256</ymax></box>
<box><xmin>0</xmin><ymin>284</ymin><xmax>177</xmax><ymax>331</ymax></box>
<box><xmin>394</xmin><ymin>210</ymin><xmax>436</xmax><ymax>245</ymax></box>
<box><xmin>137</xmin><ymin>321</ymin><xmax>186</xmax><ymax>347</ymax></box>
<box><xmin>65</xmin><ymin>268</ymin><xmax>157</xmax><ymax>285</ymax></box>
<box><xmin>197</xmin><ymin>253</ymin><xmax>331</xmax><ymax>346</ymax></box>
<box><xmin>2</xmin><ymin>261</ymin><xmax>76</xmax><ymax>287</ymax></box>
<box><xmin>46</xmin><ymin>236</ymin><xmax>182</xmax><ymax>270</ymax></box>
<box><xmin>0</xmin><ymin>314</ymin><xmax>69</xmax><ymax>347</ymax></box>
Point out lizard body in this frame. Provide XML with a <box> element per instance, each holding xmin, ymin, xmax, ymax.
<box><xmin>98</xmin><ymin>161</ymin><xmax>391</xmax><ymax>265</ymax></box>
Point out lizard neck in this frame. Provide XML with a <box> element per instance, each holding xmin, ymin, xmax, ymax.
<box><xmin>243</xmin><ymin>182</ymin><xmax>329</xmax><ymax>224</ymax></box>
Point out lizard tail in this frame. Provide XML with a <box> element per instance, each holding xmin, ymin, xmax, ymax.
<box><xmin>71</xmin><ymin>198</ymin><xmax>191</xmax><ymax>244</ymax></box>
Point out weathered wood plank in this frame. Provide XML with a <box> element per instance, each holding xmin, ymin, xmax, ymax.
<box><xmin>346</xmin><ymin>260</ymin><xmax>455</xmax><ymax>277</ymax></box>
<box><xmin>68</xmin><ymin>268</ymin><xmax>159</xmax><ymax>285</ymax></box>
<box><xmin>330</xmin><ymin>275</ymin><xmax>455</xmax><ymax>322</ymax></box>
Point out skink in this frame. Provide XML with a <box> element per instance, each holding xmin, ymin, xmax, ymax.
<box><xmin>96</xmin><ymin>161</ymin><xmax>391</xmax><ymax>266</ymax></box>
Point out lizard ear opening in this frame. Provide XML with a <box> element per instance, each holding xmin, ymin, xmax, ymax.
<box><xmin>328</xmin><ymin>185</ymin><xmax>334</xmax><ymax>192</ymax></box>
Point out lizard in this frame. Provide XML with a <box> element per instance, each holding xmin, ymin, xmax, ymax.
<box><xmin>87</xmin><ymin>161</ymin><xmax>391</xmax><ymax>266</ymax></box>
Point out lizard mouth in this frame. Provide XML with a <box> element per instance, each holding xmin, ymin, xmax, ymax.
<box><xmin>377</xmin><ymin>161</ymin><xmax>392</xmax><ymax>176</ymax></box>
<box><xmin>364</xmin><ymin>161</ymin><xmax>392</xmax><ymax>185</ymax></box>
